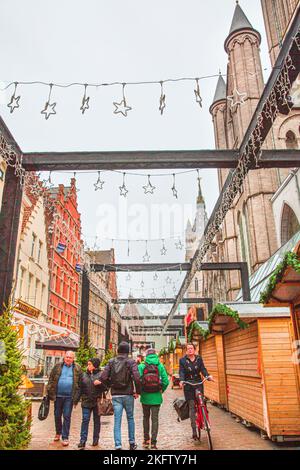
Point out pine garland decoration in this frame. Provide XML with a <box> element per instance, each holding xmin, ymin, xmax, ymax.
<box><xmin>0</xmin><ymin>305</ymin><xmax>31</xmax><ymax>450</ymax></box>
<box><xmin>259</xmin><ymin>251</ymin><xmax>300</xmax><ymax>304</ymax></box>
<box><xmin>100</xmin><ymin>348</ymin><xmax>116</xmax><ymax>367</ymax></box>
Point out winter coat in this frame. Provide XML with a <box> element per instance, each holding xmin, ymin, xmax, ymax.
<box><xmin>179</xmin><ymin>355</ymin><xmax>209</xmax><ymax>401</ymax></box>
<box><xmin>100</xmin><ymin>354</ymin><xmax>141</xmax><ymax>396</ymax></box>
<box><xmin>47</xmin><ymin>362</ymin><xmax>82</xmax><ymax>405</ymax></box>
<box><xmin>138</xmin><ymin>354</ymin><xmax>169</xmax><ymax>405</ymax></box>
<box><xmin>80</xmin><ymin>369</ymin><xmax>107</xmax><ymax>408</ymax></box>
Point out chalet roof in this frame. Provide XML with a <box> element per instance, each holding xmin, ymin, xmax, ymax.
<box><xmin>236</xmin><ymin>230</ymin><xmax>300</xmax><ymax>302</ymax></box>
<box><xmin>211</xmin><ymin>74</ymin><xmax>227</xmax><ymax>106</ymax></box>
<box><xmin>223</xmin><ymin>302</ymin><xmax>290</xmax><ymax>318</ymax></box>
<box><xmin>228</xmin><ymin>2</ymin><xmax>253</xmax><ymax>36</ymax></box>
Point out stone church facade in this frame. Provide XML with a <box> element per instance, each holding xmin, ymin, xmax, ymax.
<box><xmin>186</xmin><ymin>1</ymin><xmax>300</xmax><ymax>309</ymax></box>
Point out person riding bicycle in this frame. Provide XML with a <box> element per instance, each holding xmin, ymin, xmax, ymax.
<box><xmin>179</xmin><ymin>343</ymin><xmax>213</xmax><ymax>441</ymax></box>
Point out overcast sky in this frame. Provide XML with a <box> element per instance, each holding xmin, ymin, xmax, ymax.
<box><xmin>0</xmin><ymin>0</ymin><xmax>270</xmax><ymax>311</ymax></box>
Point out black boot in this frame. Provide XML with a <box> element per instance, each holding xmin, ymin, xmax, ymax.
<box><xmin>92</xmin><ymin>439</ymin><xmax>99</xmax><ymax>447</ymax></box>
<box><xmin>78</xmin><ymin>441</ymin><xmax>86</xmax><ymax>449</ymax></box>
<box><xmin>129</xmin><ymin>443</ymin><xmax>137</xmax><ymax>450</ymax></box>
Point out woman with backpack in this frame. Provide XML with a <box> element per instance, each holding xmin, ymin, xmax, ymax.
<box><xmin>138</xmin><ymin>348</ymin><xmax>169</xmax><ymax>450</ymax></box>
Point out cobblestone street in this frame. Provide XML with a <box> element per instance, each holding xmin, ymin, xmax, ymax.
<box><xmin>28</xmin><ymin>388</ymin><xmax>295</xmax><ymax>451</ymax></box>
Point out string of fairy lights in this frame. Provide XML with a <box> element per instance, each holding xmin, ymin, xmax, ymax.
<box><xmin>41</xmin><ymin>167</ymin><xmax>205</xmax><ymax>200</ymax></box>
<box><xmin>2</xmin><ymin>67</ymin><xmax>270</xmax><ymax>119</ymax></box>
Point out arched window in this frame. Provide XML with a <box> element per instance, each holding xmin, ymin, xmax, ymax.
<box><xmin>281</xmin><ymin>203</ymin><xmax>300</xmax><ymax>245</ymax></box>
<box><xmin>238</xmin><ymin>206</ymin><xmax>251</xmax><ymax>268</ymax></box>
<box><xmin>285</xmin><ymin>130</ymin><xmax>298</xmax><ymax>149</ymax></box>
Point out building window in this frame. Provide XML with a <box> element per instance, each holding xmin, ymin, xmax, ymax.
<box><xmin>37</xmin><ymin>241</ymin><xmax>43</xmax><ymax>264</ymax></box>
<box><xmin>281</xmin><ymin>203</ymin><xmax>300</xmax><ymax>245</ymax></box>
<box><xmin>0</xmin><ymin>168</ymin><xmax>4</xmax><ymax>181</ymax></box>
<box><xmin>27</xmin><ymin>274</ymin><xmax>33</xmax><ymax>303</ymax></box>
<box><xmin>285</xmin><ymin>130</ymin><xmax>298</xmax><ymax>149</ymax></box>
<box><xmin>34</xmin><ymin>279</ymin><xmax>40</xmax><ymax>307</ymax></box>
<box><xmin>19</xmin><ymin>268</ymin><xmax>26</xmax><ymax>299</ymax></box>
<box><xmin>195</xmin><ymin>278</ymin><xmax>199</xmax><ymax>293</ymax></box>
<box><xmin>31</xmin><ymin>233</ymin><xmax>37</xmax><ymax>258</ymax></box>
<box><xmin>40</xmin><ymin>284</ymin><xmax>46</xmax><ymax>310</ymax></box>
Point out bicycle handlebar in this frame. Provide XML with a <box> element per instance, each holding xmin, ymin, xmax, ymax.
<box><xmin>181</xmin><ymin>377</ymin><xmax>210</xmax><ymax>386</ymax></box>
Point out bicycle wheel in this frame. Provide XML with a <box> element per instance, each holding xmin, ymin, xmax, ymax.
<box><xmin>201</xmin><ymin>408</ymin><xmax>213</xmax><ymax>450</ymax></box>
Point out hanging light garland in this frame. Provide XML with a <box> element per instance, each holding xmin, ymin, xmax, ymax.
<box><xmin>41</xmin><ymin>83</ymin><xmax>57</xmax><ymax>120</ymax></box>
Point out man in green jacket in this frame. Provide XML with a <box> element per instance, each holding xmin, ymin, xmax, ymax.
<box><xmin>138</xmin><ymin>348</ymin><xmax>169</xmax><ymax>450</ymax></box>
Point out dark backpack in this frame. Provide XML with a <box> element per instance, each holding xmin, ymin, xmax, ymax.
<box><xmin>141</xmin><ymin>364</ymin><xmax>161</xmax><ymax>393</ymax></box>
<box><xmin>38</xmin><ymin>395</ymin><xmax>50</xmax><ymax>421</ymax></box>
<box><xmin>110</xmin><ymin>358</ymin><xmax>131</xmax><ymax>389</ymax></box>
<box><xmin>173</xmin><ymin>398</ymin><xmax>189</xmax><ymax>422</ymax></box>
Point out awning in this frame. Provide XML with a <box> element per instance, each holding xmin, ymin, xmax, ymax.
<box><xmin>35</xmin><ymin>336</ymin><xmax>79</xmax><ymax>351</ymax></box>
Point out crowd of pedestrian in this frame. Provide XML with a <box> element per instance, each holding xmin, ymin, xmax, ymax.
<box><xmin>46</xmin><ymin>341</ymin><xmax>211</xmax><ymax>450</ymax></box>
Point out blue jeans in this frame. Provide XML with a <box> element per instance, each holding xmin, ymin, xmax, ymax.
<box><xmin>112</xmin><ymin>396</ymin><xmax>135</xmax><ymax>449</ymax></box>
<box><xmin>54</xmin><ymin>397</ymin><xmax>73</xmax><ymax>440</ymax></box>
<box><xmin>80</xmin><ymin>406</ymin><xmax>101</xmax><ymax>443</ymax></box>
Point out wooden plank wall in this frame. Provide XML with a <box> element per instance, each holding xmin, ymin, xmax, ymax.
<box><xmin>259</xmin><ymin>318</ymin><xmax>300</xmax><ymax>437</ymax></box>
<box><xmin>224</xmin><ymin>322</ymin><xmax>265</xmax><ymax>430</ymax></box>
<box><xmin>201</xmin><ymin>336</ymin><xmax>220</xmax><ymax>403</ymax></box>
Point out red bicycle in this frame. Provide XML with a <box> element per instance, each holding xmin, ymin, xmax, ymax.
<box><xmin>182</xmin><ymin>377</ymin><xmax>213</xmax><ymax>450</ymax></box>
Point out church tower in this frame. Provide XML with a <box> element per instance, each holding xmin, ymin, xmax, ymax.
<box><xmin>209</xmin><ymin>2</ymin><xmax>280</xmax><ymax>300</ymax></box>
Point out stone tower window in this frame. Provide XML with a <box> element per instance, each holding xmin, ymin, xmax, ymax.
<box><xmin>281</xmin><ymin>203</ymin><xmax>300</xmax><ymax>245</ymax></box>
<box><xmin>285</xmin><ymin>130</ymin><xmax>298</xmax><ymax>149</ymax></box>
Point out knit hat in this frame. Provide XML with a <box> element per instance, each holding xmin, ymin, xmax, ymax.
<box><xmin>118</xmin><ymin>341</ymin><xmax>130</xmax><ymax>354</ymax></box>
<box><xmin>89</xmin><ymin>358</ymin><xmax>100</xmax><ymax>369</ymax></box>
<box><xmin>145</xmin><ymin>348</ymin><xmax>156</xmax><ymax>357</ymax></box>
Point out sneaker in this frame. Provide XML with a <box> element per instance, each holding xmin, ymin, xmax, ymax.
<box><xmin>92</xmin><ymin>439</ymin><xmax>99</xmax><ymax>447</ymax></box>
<box><xmin>143</xmin><ymin>440</ymin><xmax>150</xmax><ymax>449</ymax></box>
<box><xmin>54</xmin><ymin>434</ymin><xmax>61</xmax><ymax>441</ymax></box>
<box><xmin>62</xmin><ymin>440</ymin><xmax>69</xmax><ymax>447</ymax></box>
<box><xmin>77</xmin><ymin>441</ymin><xmax>86</xmax><ymax>449</ymax></box>
<box><xmin>115</xmin><ymin>447</ymin><xmax>122</xmax><ymax>451</ymax></box>
<box><xmin>192</xmin><ymin>433</ymin><xmax>198</xmax><ymax>441</ymax></box>
<box><xmin>151</xmin><ymin>443</ymin><xmax>158</xmax><ymax>450</ymax></box>
<box><xmin>129</xmin><ymin>443</ymin><xmax>137</xmax><ymax>450</ymax></box>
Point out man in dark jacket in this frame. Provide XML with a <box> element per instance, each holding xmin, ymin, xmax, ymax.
<box><xmin>78</xmin><ymin>358</ymin><xmax>106</xmax><ymax>449</ymax></box>
<box><xmin>100</xmin><ymin>342</ymin><xmax>141</xmax><ymax>450</ymax></box>
<box><xmin>179</xmin><ymin>343</ymin><xmax>213</xmax><ymax>440</ymax></box>
<box><xmin>47</xmin><ymin>351</ymin><xmax>82</xmax><ymax>446</ymax></box>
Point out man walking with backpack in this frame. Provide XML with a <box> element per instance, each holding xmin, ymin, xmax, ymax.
<box><xmin>138</xmin><ymin>348</ymin><xmax>169</xmax><ymax>450</ymax></box>
<box><xmin>100</xmin><ymin>341</ymin><xmax>141</xmax><ymax>450</ymax></box>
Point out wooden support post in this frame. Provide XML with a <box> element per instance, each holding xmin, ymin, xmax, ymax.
<box><xmin>0</xmin><ymin>166</ymin><xmax>23</xmax><ymax>312</ymax></box>
<box><xmin>80</xmin><ymin>270</ymin><xmax>90</xmax><ymax>346</ymax></box>
<box><xmin>215</xmin><ymin>334</ymin><xmax>228</xmax><ymax>409</ymax></box>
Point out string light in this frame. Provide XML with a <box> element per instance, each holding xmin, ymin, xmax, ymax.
<box><xmin>143</xmin><ymin>241</ymin><xmax>151</xmax><ymax>262</ymax></box>
<box><xmin>160</xmin><ymin>239</ymin><xmax>167</xmax><ymax>256</ymax></box>
<box><xmin>41</xmin><ymin>83</ymin><xmax>57</xmax><ymax>120</ymax></box>
<box><xmin>194</xmin><ymin>78</ymin><xmax>202</xmax><ymax>107</ymax></box>
<box><xmin>159</xmin><ymin>81</ymin><xmax>166</xmax><ymax>115</ymax></box>
<box><xmin>113</xmin><ymin>83</ymin><xmax>132</xmax><ymax>117</ymax></box>
<box><xmin>171</xmin><ymin>173</ymin><xmax>178</xmax><ymax>199</ymax></box>
<box><xmin>227</xmin><ymin>88</ymin><xmax>247</xmax><ymax>109</ymax></box>
<box><xmin>119</xmin><ymin>172</ymin><xmax>129</xmax><ymax>197</ymax></box>
<box><xmin>7</xmin><ymin>82</ymin><xmax>20</xmax><ymax>113</ymax></box>
<box><xmin>80</xmin><ymin>84</ymin><xmax>90</xmax><ymax>114</ymax></box>
<box><xmin>94</xmin><ymin>171</ymin><xmax>105</xmax><ymax>191</ymax></box>
<box><xmin>143</xmin><ymin>174</ymin><xmax>156</xmax><ymax>195</ymax></box>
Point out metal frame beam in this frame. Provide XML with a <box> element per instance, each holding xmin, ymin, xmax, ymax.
<box><xmin>21</xmin><ymin>149</ymin><xmax>299</xmax><ymax>171</ymax></box>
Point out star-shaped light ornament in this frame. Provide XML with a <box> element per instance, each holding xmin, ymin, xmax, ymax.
<box><xmin>143</xmin><ymin>242</ymin><xmax>151</xmax><ymax>262</ymax></box>
<box><xmin>126</xmin><ymin>272</ymin><xmax>131</xmax><ymax>282</ymax></box>
<box><xmin>80</xmin><ymin>85</ymin><xmax>90</xmax><ymax>114</ymax></box>
<box><xmin>43</xmin><ymin>171</ymin><xmax>54</xmax><ymax>189</ymax></box>
<box><xmin>166</xmin><ymin>275</ymin><xmax>172</xmax><ymax>285</ymax></box>
<box><xmin>171</xmin><ymin>174</ymin><xmax>178</xmax><ymax>199</ymax></box>
<box><xmin>194</xmin><ymin>79</ymin><xmax>203</xmax><ymax>108</ymax></box>
<box><xmin>160</xmin><ymin>240</ymin><xmax>167</xmax><ymax>256</ymax></box>
<box><xmin>143</xmin><ymin>175</ymin><xmax>156</xmax><ymax>195</ymax></box>
<box><xmin>159</xmin><ymin>82</ymin><xmax>166</xmax><ymax>115</ymax></box>
<box><xmin>153</xmin><ymin>272</ymin><xmax>158</xmax><ymax>281</ymax></box>
<box><xmin>227</xmin><ymin>88</ymin><xmax>247</xmax><ymax>109</ymax></box>
<box><xmin>114</xmin><ymin>83</ymin><xmax>132</xmax><ymax>117</ymax></box>
<box><xmin>119</xmin><ymin>173</ymin><xmax>129</xmax><ymax>197</ymax></box>
<box><xmin>41</xmin><ymin>84</ymin><xmax>57</xmax><ymax>120</ymax></box>
<box><xmin>7</xmin><ymin>83</ymin><xmax>21</xmax><ymax>113</ymax></box>
<box><xmin>175</xmin><ymin>239</ymin><xmax>183</xmax><ymax>250</ymax></box>
<box><xmin>94</xmin><ymin>171</ymin><xmax>105</xmax><ymax>191</ymax></box>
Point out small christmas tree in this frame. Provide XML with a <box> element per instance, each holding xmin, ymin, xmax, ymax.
<box><xmin>76</xmin><ymin>337</ymin><xmax>97</xmax><ymax>369</ymax></box>
<box><xmin>0</xmin><ymin>304</ymin><xmax>31</xmax><ymax>449</ymax></box>
<box><xmin>100</xmin><ymin>348</ymin><xmax>116</xmax><ymax>367</ymax></box>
